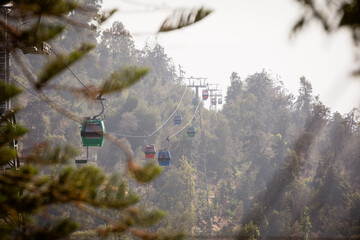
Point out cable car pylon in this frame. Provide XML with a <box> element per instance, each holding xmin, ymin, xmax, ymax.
<box><xmin>0</xmin><ymin>7</ymin><xmax>51</xmax><ymax>170</ymax></box>
<box><xmin>209</xmin><ymin>89</ymin><xmax>222</xmax><ymax>110</ymax></box>
<box><xmin>187</xmin><ymin>76</ymin><xmax>212</xmax><ymax>236</ymax></box>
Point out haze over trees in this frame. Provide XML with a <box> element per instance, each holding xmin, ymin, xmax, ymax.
<box><xmin>1</xmin><ymin>0</ymin><xmax>360</xmax><ymax>240</ymax></box>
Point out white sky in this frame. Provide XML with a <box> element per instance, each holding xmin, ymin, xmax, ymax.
<box><xmin>101</xmin><ymin>0</ymin><xmax>360</xmax><ymax>114</ymax></box>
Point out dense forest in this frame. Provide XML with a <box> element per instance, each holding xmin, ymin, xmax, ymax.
<box><xmin>3</xmin><ymin>1</ymin><xmax>360</xmax><ymax>239</ymax></box>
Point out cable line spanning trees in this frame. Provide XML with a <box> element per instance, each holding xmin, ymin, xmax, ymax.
<box><xmin>112</xmin><ymin>84</ymin><xmax>188</xmax><ymax>139</ymax></box>
<box><xmin>51</xmin><ymin>46</ymin><xmax>149</xmax><ymax>139</ymax></box>
<box><xmin>31</xmin><ymin>44</ymin><xmax>194</xmax><ymax>167</ymax></box>
<box><xmin>111</xmin><ymin>84</ymin><xmax>202</xmax><ymax>166</ymax></box>
<box><xmin>44</xmin><ymin>39</ymin><xmax>211</xmax><ymax>168</ymax></box>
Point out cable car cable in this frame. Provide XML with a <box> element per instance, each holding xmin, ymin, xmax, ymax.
<box><xmin>147</xmin><ymin>85</ymin><xmax>187</xmax><ymax>137</ymax></box>
<box><xmin>52</xmin><ymin>47</ymin><xmax>191</xmax><ymax>139</ymax></box>
<box><xmin>103</xmin><ymin>104</ymin><xmax>150</xmax><ymax>135</ymax></box>
<box><xmin>12</xmin><ymin>77</ymin><xmax>140</xmax><ymax>159</ymax></box>
<box><xmin>12</xmin><ymin>77</ymin><xmax>52</xmax><ymax>105</ymax></box>
<box><xmin>110</xmin><ymin>85</ymin><xmax>188</xmax><ymax>138</ymax></box>
<box><xmin>114</xmin><ymin>96</ymin><xmax>199</xmax><ymax>139</ymax></box>
<box><xmin>11</xmin><ymin>77</ymin><xmax>81</xmax><ymax>124</ymax></box>
<box><xmin>52</xmin><ymin>48</ymin><xmax>149</xmax><ymax>135</ymax></box>
<box><xmin>111</xmin><ymin>133</ymin><xmax>149</xmax><ymax>138</ymax></box>
<box><xmin>51</xmin><ymin>48</ymin><xmax>89</xmax><ymax>91</ymax></box>
<box><xmin>167</xmin><ymin>101</ymin><xmax>201</xmax><ymax>140</ymax></box>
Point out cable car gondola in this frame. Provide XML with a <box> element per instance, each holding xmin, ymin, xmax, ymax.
<box><xmin>187</xmin><ymin>126</ymin><xmax>196</xmax><ymax>138</ymax></box>
<box><xmin>174</xmin><ymin>114</ymin><xmax>182</xmax><ymax>125</ymax></box>
<box><xmin>80</xmin><ymin>95</ymin><xmax>106</xmax><ymax>148</ymax></box>
<box><xmin>144</xmin><ymin>145</ymin><xmax>156</xmax><ymax>159</ymax></box>
<box><xmin>158</xmin><ymin>150</ymin><xmax>171</xmax><ymax>166</ymax></box>
<box><xmin>218</xmin><ymin>97</ymin><xmax>223</xmax><ymax>104</ymax></box>
<box><xmin>81</xmin><ymin>119</ymin><xmax>105</xmax><ymax>147</ymax></box>
<box><xmin>211</xmin><ymin>97</ymin><xmax>217</xmax><ymax>106</ymax></box>
<box><xmin>202</xmin><ymin>89</ymin><xmax>209</xmax><ymax>100</ymax></box>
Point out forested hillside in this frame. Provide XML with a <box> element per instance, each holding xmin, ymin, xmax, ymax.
<box><xmin>10</xmin><ymin>3</ymin><xmax>360</xmax><ymax>240</ymax></box>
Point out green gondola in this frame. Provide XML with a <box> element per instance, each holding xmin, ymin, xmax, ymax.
<box><xmin>81</xmin><ymin>120</ymin><xmax>105</xmax><ymax>147</ymax></box>
<box><xmin>187</xmin><ymin>126</ymin><xmax>196</xmax><ymax>138</ymax></box>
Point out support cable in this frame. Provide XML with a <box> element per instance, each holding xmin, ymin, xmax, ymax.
<box><xmin>11</xmin><ymin>77</ymin><xmax>80</xmax><ymax>124</ymax></box>
<box><xmin>112</xmin><ymin>85</ymin><xmax>188</xmax><ymax>138</ymax></box>
<box><xmin>167</xmin><ymin>101</ymin><xmax>201</xmax><ymax>140</ymax></box>
<box><xmin>51</xmin><ymin>48</ymin><xmax>150</xmax><ymax>135</ymax></box>
<box><xmin>147</xmin><ymin>86</ymin><xmax>187</xmax><ymax>137</ymax></box>
<box><xmin>106</xmin><ymin>105</ymin><xmax>150</xmax><ymax>135</ymax></box>
<box><xmin>51</xmin><ymin>49</ymin><xmax>89</xmax><ymax>91</ymax></box>
<box><xmin>51</xmin><ymin>47</ymin><xmax>191</xmax><ymax>139</ymax></box>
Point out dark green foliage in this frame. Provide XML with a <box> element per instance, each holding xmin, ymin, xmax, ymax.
<box><xmin>0</xmin><ymin>82</ymin><xmax>22</xmax><ymax>103</ymax></box>
<box><xmin>226</xmin><ymin>72</ymin><xmax>242</xmax><ymax>104</ymax></box>
<box><xmin>349</xmin><ymin>193</ymin><xmax>360</xmax><ymax>235</ymax></box>
<box><xmin>100</xmin><ymin>66</ymin><xmax>149</xmax><ymax>95</ymax></box>
<box><xmin>94</xmin><ymin>8</ymin><xmax>117</xmax><ymax>26</ymax></box>
<box><xmin>0</xmin><ymin>122</ymin><xmax>28</xmax><ymax>146</ymax></box>
<box><xmin>0</xmin><ymin>147</ymin><xmax>16</xmax><ymax>165</ymax></box>
<box><xmin>128</xmin><ymin>162</ymin><xmax>163</xmax><ymax>183</ymax></box>
<box><xmin>238</xmin><ymin>221</ymin><xmax>260</xmax><ymax>240</ymax></box>
<box><xmin>136</xmin><ymin>209</ymin><xmax>166</xmax><ymax>226</ymax></box>
<box><xmin>292</xmin><ymin>0</ymin><xmax>360</xmax><ymax>75</ymax></box>
<box><xmin>340</xmin><ymin>0</ymin><xmax>360</xmax><ymax>28</ymax></box>
<box><xmin>18</xmin><ymin>23</ymin><xmax>66</xmax><ymax>47</ymax></box>
<box><xmin>53</xmin><ymin>218</ymin><xmax>79</xmax><ymax>236</ymax></box>
<box><xmin>27</xmin><ymin>218</ymin><xmax>79</xmax><ymax>240</ymax></box>
<box><xmin>158</xmin><ymin>7</ymin><xmax>213</xmax><ymax>33</ymax></box>
<box><xmin>26</xmin><ymin>142</ymin><xmax>78</xmax><ymax>164</ymax></box>
<box><xmin>16</xmin><ymin>0</ymin><xmax>79</xmax><ymax>16</ymax></box>
<box><xmin>298</xmin><ymin>207</ymin><xmax>312</xmax><ymax>240</ymax></box>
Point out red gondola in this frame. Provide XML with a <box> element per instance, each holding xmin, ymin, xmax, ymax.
<box><xmin>144</xmin><ymin>145</ymin><xmax>156</xmax><ymax>159</ymax></box>
<box><xmin>211</xmin><ymin>97</ymin><xmax>217</xmax><ymax>106</ymax></box>
<box><xmin>202</xmin><ymin>89</ymin><xmax>209</xmax><ymax>100</ymax></box>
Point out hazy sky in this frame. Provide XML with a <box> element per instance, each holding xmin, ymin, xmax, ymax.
<box><xmin>101</xmin><ymin>0</ymin><xmax>360</xmax><ymax>114</ymax></box>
